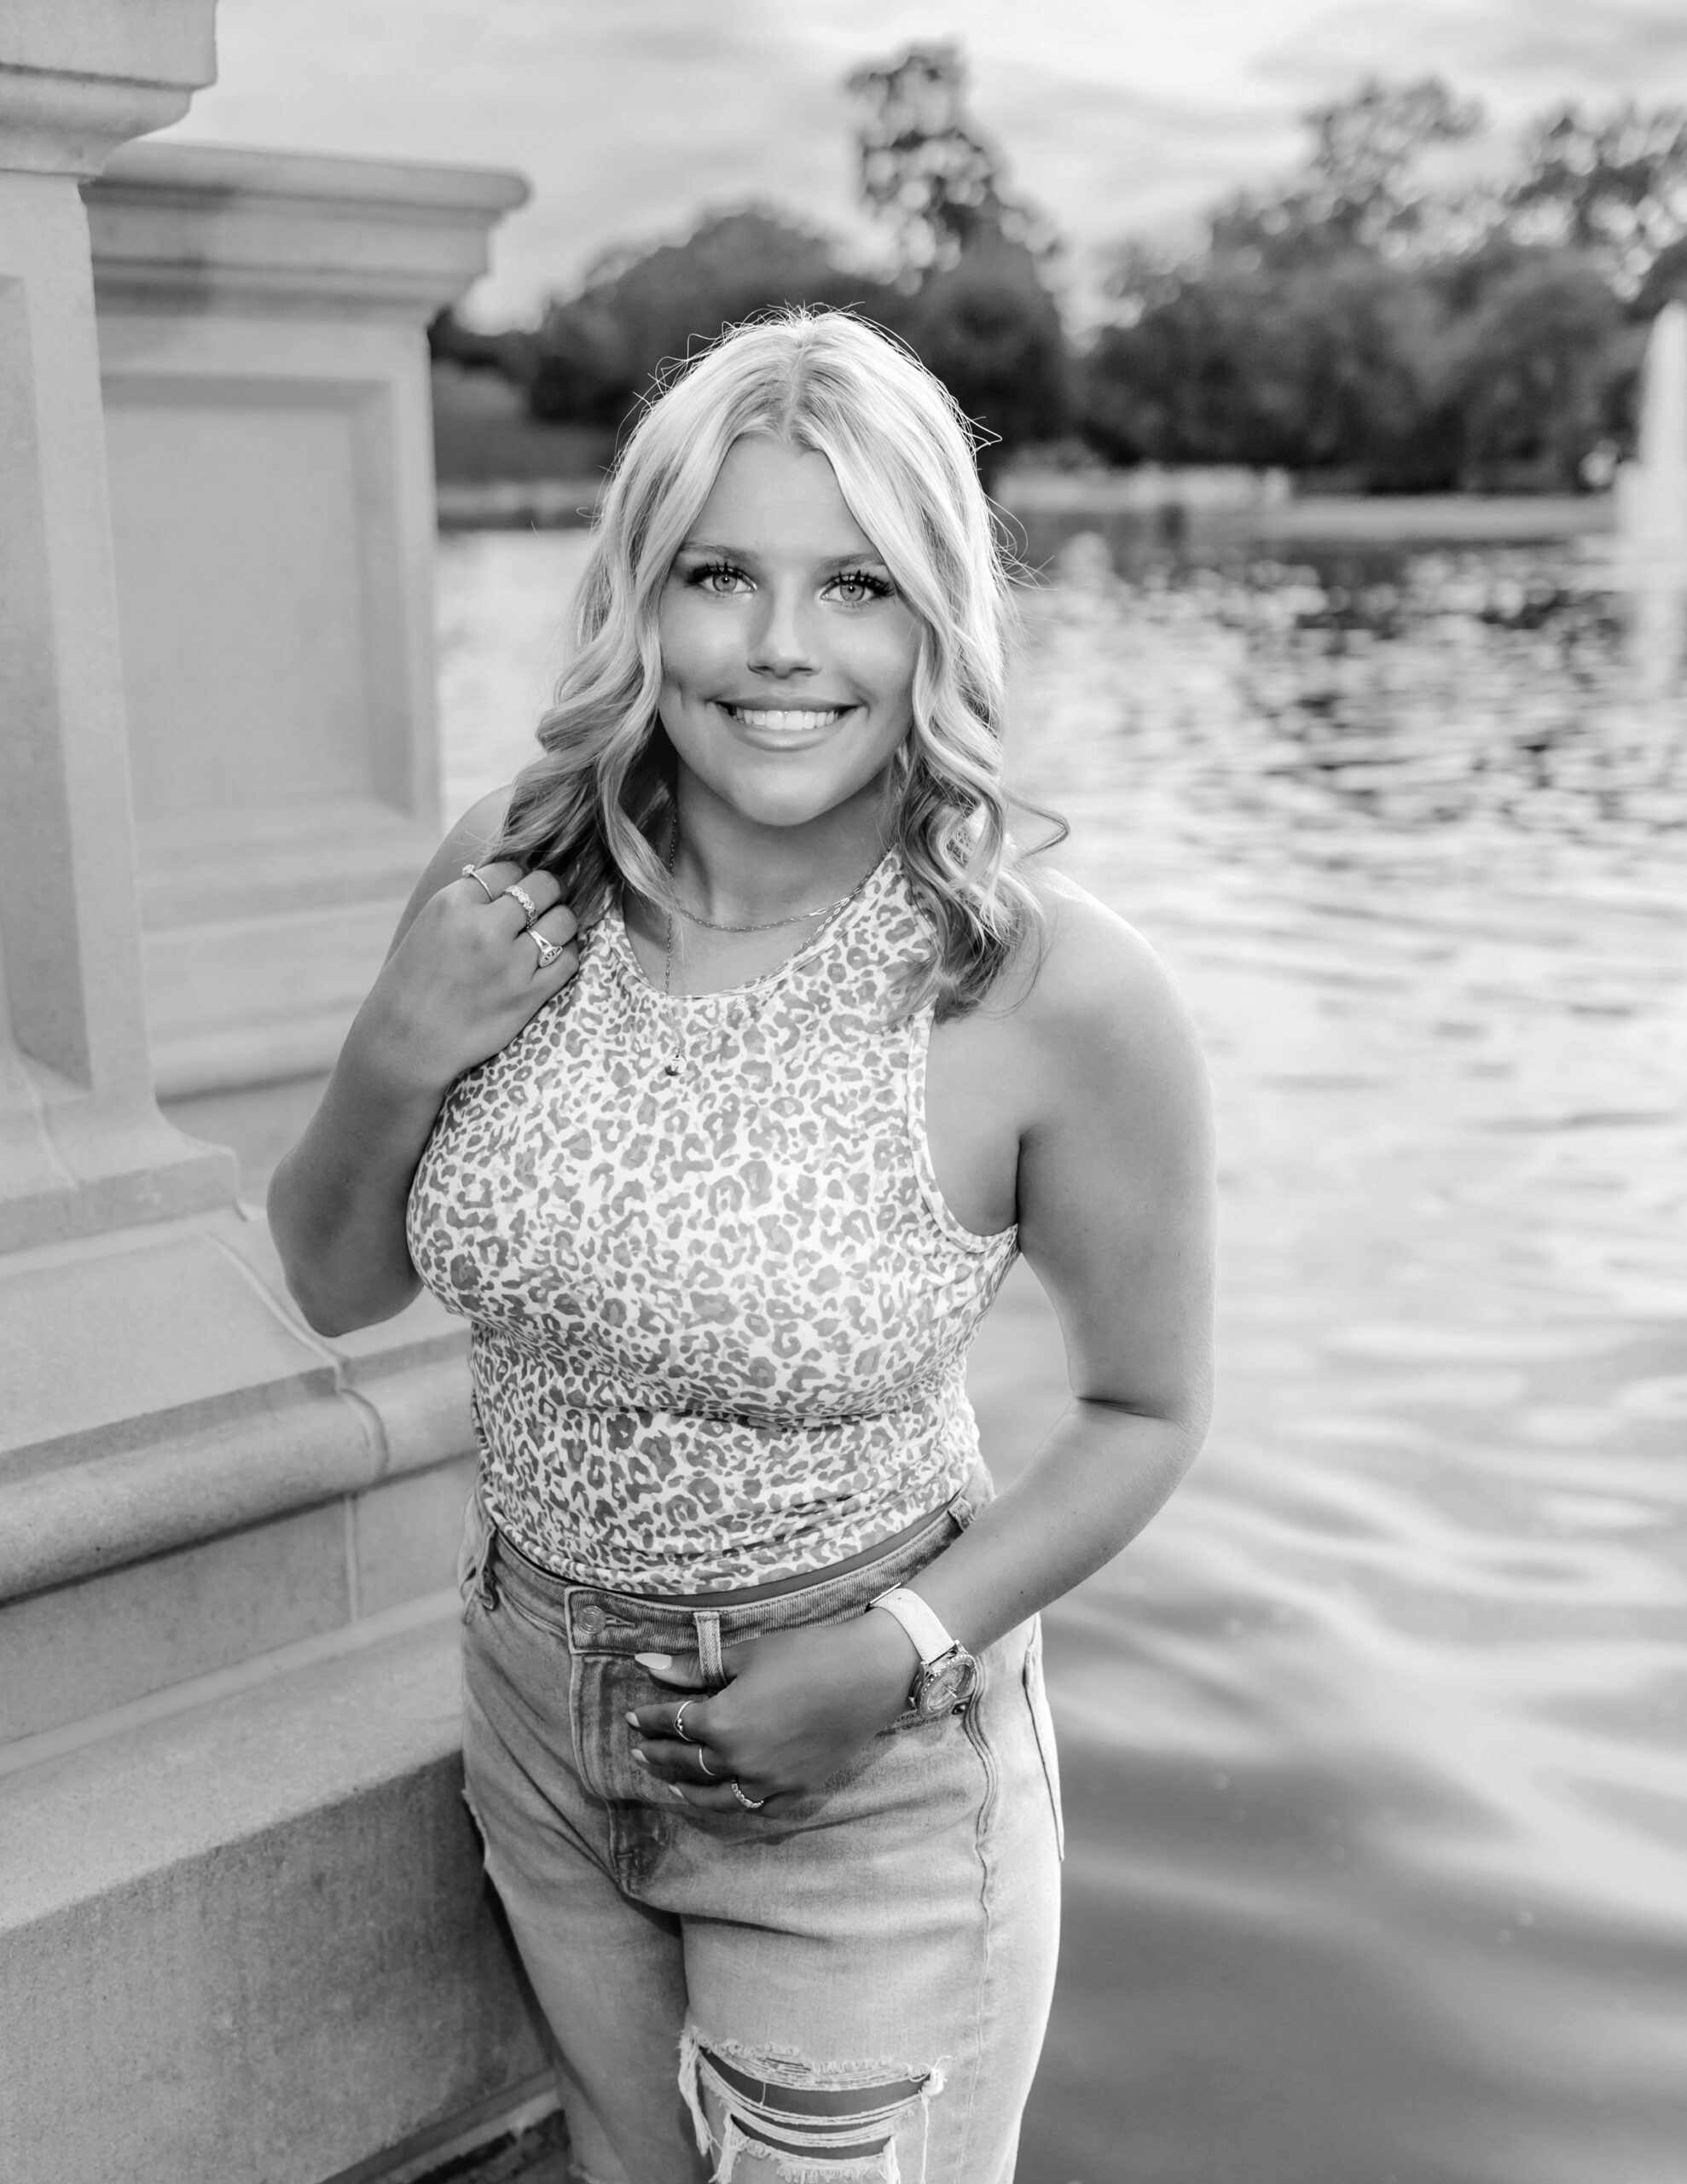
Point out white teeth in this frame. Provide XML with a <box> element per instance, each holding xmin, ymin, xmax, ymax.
<box><xmin>728</xmin><ymin>706</ymin><xmax>843</xmax><ymax>732</ymax></box>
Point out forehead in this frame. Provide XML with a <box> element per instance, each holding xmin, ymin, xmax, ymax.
<box><xmin>688</xmin><ymin>434</ymin><xmax>876</xmax><ymax>557</ymax></box>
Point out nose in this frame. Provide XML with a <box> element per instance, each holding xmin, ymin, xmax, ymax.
<box><xmin>745</xmin><ymin>584</ymin><xmax>819</xmax><ymax>681</ymax></box>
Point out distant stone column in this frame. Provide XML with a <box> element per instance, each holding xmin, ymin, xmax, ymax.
<box><xmin>84</xmin><ymin>143</ymin><xmax>529</xmax><ymax>1099</ymax></box>
<box><xmin>0</xmin><ymin>0</ymin><xmax>233</xmax><ymax>1247</ymax></box>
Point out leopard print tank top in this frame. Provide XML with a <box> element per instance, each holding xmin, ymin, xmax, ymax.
<box><xmin>406</xmin><ymin>851</ymin><xmax>1018</xmax><ymax>1593</ymax></box>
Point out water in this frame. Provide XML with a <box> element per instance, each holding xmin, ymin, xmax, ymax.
<box><xmin>435</xmin><ymin>529</ymin><xmax>1687</xmax><ymax>2184</ymax></box>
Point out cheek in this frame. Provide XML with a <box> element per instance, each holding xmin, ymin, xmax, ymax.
<box><xmin>870</xmin><ymin>611</ymin><xmax>922</xmax><ymax>709</ymax></box>
<box><xmin>656</xmin><ymin>598</ymin><xmax>728</xmax><ymax>695</ymax></box>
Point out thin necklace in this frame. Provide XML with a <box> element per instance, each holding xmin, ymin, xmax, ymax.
<box><xmin>673</xmin><ymin>891</ymin><xmax>855</xmax><ymax>934</ymax></box>
<box><xmin>658</xmin><ymin>827</ymin><xmax>883</xmax><ymax>1077</ymax></box>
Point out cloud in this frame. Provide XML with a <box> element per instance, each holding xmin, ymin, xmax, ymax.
<box><xmin>1254</xmin><ymin>0</ymin><xmax>1687</xmax><ymax>117</ymax></box>
<box><xmin>160</xmin><ymin>0</ymin><xmax>1687</xmax><ymax>325</ymax></box>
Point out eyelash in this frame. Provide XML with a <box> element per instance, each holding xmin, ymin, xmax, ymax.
<box><xmin>685</xmin><ymin>560</ymin><xmax>893</xmax><ymax>603</ymax></box>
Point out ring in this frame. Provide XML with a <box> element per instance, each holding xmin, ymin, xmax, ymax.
<box><xmin>529</xmin><ymin>930</ymin><xmax>563</xmax><ymax>969</ymax></box>
<box><xmin>461</xmin><ymin>863</ymin><xmax>498</xmax><ymax>903</ymax></box>
<box><xmin>697</xmin><ymin>1751</ymin><xmax>718</xmax><ymax>1779</ymax></box>
<box><xmin>729</xmin><ymin>1779</ymin><xmax>766</xmax><ymax>1810</ymax></box>
<box><xmin>673</xmin><ymin>1700</ymin><xmax>697</xmax><ymax>1744</ymax></box>
<box><xmin>502</xmin><ymin>880</ymin><xmax>540</xmax><ymax>926</ymax></box>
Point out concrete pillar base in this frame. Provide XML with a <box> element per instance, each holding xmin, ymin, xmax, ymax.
<box><xmin>0</xmin><ymin>1618</ymin><xmax>552</xmax><ymax>2184</ymax></box>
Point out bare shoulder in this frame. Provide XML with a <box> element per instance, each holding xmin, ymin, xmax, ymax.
<box><xmin>1004</xmin><ymin>866</ymin><xmax>1203</xmax><ymax>1088</ymax></box>
<box><xmin>389</xmin><ymin>787</ymin><xmax>513</xmax><ymax>953</ymax></box>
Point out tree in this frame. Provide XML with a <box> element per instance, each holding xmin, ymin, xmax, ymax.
<box><xmin>527</xmin><ymin>208</ymin><xmax>895</xmax><ymax>427</ymax></box>
<box><xmin>1438</xmin><ymin>254</ymin><xmax>1637</xmax><ymax>489</ymax></box>
<box><xmin>1507</xmin><ymin>102</ymin><xmax>1687</xmax><ymax>289</ymax></box>
<box><xmin>844</xmin><ymin>43</ymin><xmax>1068</xmax><ymax>466</ymax></box>
<box><xmin>905</xmin><ymin>235</ymin><xmax>1070</xmax><ymax>473</ymax></box>
<box><xmin>1209</xmin><ymin>74</ymin><xmax>1485</xmax><ymax>270</ymax></box>
<box><xmin>1082</xmin><ymin>254</ymin><xmax>1450</xmax><ymax>486</ymax></box>
<box><xmin>845</xmin><ymin>43</ymin><xmax>1059</xmax><ymax>279</ymax></box>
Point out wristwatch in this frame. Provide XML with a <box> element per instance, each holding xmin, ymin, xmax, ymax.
<box><xmin>868</xmin><ymin>1585</ymin><xmax>980</xmax><ymax>1718</ymax></box>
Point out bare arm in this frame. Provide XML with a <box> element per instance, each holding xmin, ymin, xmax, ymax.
<box><xmin>267</xmin><ymin>790</ymin><xmax>581</xmax><ymax>1335</ymax></box>
<box><xmin>632</xmin><ymin>887</ymin><xmax>1216</xmax><ymax>1806</ymax></box>
<box><xmin>901</xmin><ymin>891</ymin><xmax>1215</xmax><ymax>1649</ymax></box>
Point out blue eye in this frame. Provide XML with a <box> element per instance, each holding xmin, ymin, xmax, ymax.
<box><xmin>687</xmin><ymin>560</ymin><xmax>750</xmax><ymax>593</ymax></box>
<box><xmin>832</xmin><ymin>570</ymin><xmax>893</xmax><ymax>603</ymax></box>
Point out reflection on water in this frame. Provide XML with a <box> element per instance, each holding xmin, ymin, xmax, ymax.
<box><xmin>436</xmin><ymin>531</ymin><xmax>1687</xmax><ymax>2184</ymax></box>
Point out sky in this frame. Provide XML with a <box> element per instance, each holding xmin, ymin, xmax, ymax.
<box><xmin>158</xmin><ymin>0</ymin><xmax>1687</xmax><ymax>327</ymax></box>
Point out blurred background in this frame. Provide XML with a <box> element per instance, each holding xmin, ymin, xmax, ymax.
<box><xmin>158</xmin><ymin>7</ymin><xmax>1687</xmax><ymax>2182</ymax></box>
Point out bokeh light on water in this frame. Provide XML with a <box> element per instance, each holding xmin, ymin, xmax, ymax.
<box><xmin>437</xmin><ymin>528</ymin><xmax>1687</xmax><ymax>2184</ymax></box>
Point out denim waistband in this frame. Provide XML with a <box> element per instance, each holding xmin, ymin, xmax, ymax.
<box><xmin>461</xmin><ymin>1463</ymin><xmax>992</xmax><ymax>1677</ymax></box>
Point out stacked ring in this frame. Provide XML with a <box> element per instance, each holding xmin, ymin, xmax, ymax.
<box><xmin>461</xmin><ymin>864</ymin><xmax>498</xmax><ymax>903</ymax></box>
<box><xmin>696</xmin><ymin>1752</ymin><xmax>718</xmax><ymax>1780</ymax></box>
<box><xmin>672</xmin><ymin>1700</ymin><xmax>698</xmax><ymax>1744</ymax></box>
<box><xmin>503</xmin><ymin>881</ymin><xmax>540</xmax><ymax>926</ymax></box>
<box><xmin>730</xmin><ymin>1780</ymin><xmax>766</xmax><ymax>1810</ymax></box>
<box><xmin>530</xmin><ymin>930</ymin><xmax>563</xmax><ymax>968</ymax></box>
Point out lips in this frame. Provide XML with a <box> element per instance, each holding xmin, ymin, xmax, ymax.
<box><xmin>720</xmin><ymin>702</ymin><xmax>852</xmax><ymax>733</ymax></box>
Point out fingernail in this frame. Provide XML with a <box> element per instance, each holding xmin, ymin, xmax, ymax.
<box><xmin>624</xmin><ymin>1710</ymin><xmax>640</xmax><ymax>1728</ymax></box>
<box><xmin>632</xmin><ymin>1748</ymin><xmax>647</xmax><ymax>1767</ymax></box>
<box><xmin>634</xmin><ymin>1653</ymin><xmax>671</xmax><ymax>1670</ymax></box>
<box><xmin>670</xmin><ymin>1785</ymin><xmax>688</xmax><ymax>1802</ymax></box>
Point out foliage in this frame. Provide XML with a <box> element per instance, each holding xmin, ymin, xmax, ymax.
<box><xmin>525</xmin><ymin>208</ymin><xmax>896</xmax><ymax>428</ymax></box>
<box><xmin>1084</xmin><ymin>253</ymin><xmax>1452</xmax><ymax>486</ymax></box>
<box><xmin>902</xmin><ymin>234</ymin><xmax>1070</xmax><ymax>473</ymax></box>
<box><xmin>1085</xmin><ymin>78</ymin><xmax>1679</xmax><ymax>487</ymax></box>
<box><xmin>519</xmin><ymin>44</ymin><xmax>1068</xmax><ymax>476</ymax></box>
<box><xmin>844</xmin><ymin>42</ymin><xmax>1067</xmax><ymax>469</ymax></box>
<box><xmin>1507</xmin><ymin>102</ymin><xmax>1687</xmax><ymax>290</ymax></box>
<box><xmin>469</xmin><ymin>57</ymin><xmax>1684</xmax><ymax>495</ymax></box>
<box><xmin>1209</xmin><ymin>75</ymin><xmax>1486</xmax><ymax>269</ymax></box>
<box><xmin>1437</xmin><ymin>255</ymin><xmax>1638</xmax><ymax>491</ymax></box>
<box><xmin>844</xmin><ymin>42</ymin><xmax>1060</xmax><ymax>277</ymax></box>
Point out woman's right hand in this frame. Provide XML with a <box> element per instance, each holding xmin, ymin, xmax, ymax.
<box><xmin>357</xmin><ymin>858</ymin><xmax>582</xmax><ymax>1096</ymax></box>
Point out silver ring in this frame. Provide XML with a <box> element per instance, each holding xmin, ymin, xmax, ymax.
<box><xmin>729</xmin><ymin>1779</ymin><xmax>766</xmax><ymax>1810</ymax></box>
<box><xmin>502</xmin><ymin>880</ymin><xmax>540</xmax><ymax>926</ymax></box>
<box><xmin>672</xmin><ymin>1699</ymin><xmax>697</xmax><ymax>1744</ymax></box>
<box><xmin>697</xmin><ymin>1751</ymin><xmax>718</xmax><ymax>1780</ymax></box>
<box><xmin>529</xmin><ymin>929</ymin><xmax>562</xmax><ymax>969</ymax></box>
<box><xmin>461</xmin><ymin>863</ymin><xmax>498</xmax><ymax>903</ymax></box>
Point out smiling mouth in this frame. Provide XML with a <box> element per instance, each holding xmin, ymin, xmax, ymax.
<box><xmin>720</xmin><ymin>702</ymin><xmax>852</xmax><ymax>733</ymax></box>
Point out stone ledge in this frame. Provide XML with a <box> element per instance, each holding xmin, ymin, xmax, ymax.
<box><xmin>0</xmin><ymin>3</ymin><xmax>217</xmax><ymax>178</ymax></box>
<box><xmin>87</xmin><ymin>140</ymin><xmax>530</xmax><ymax>320</ymax></box>
<box><xmin>0</xmin><ymin>1202</ymin><xmax>470</xmax><ymax>1599</ymax></box>
<box><xmin>0</xmin><ymin>1615</ymin><xmax>549</xmax><ymax>2184</ymax></box>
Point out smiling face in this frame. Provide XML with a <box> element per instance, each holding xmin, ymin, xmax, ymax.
<box><xmin>655</xmin><ymin>433</ymin><xmax>923</xmax><ymax>835</ymax></box>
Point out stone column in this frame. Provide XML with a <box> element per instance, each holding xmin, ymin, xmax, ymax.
<box><xmin>0</xmin><ymin>0</ymin><xmax>234</xmax><ymax>1249</ymax></box>
<box><xmin>84</xmin><ymin>142</ymin><xmax>529</xmax><ymax>1103</ymax></box>
<box><xmin>0</xmin><ymin>15</ymin><xmax>550</xmax><ymax>2181</ymax></box>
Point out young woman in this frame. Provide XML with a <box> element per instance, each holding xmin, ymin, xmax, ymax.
<box><xmin>269</xmin><ymin>311</ymin><xmax>1213</xmax><ymax>2184</ymax></box>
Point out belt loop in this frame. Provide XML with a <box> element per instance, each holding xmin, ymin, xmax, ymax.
<box><xmin>693</xmin><ymin>1609</ymin><xmax>725</xmax><ymax>1687</ymax></box>
<box><xmin>948</xmin><ymin>1457</ymin><xmax>993</xmax><ymax>1533</ymax></box>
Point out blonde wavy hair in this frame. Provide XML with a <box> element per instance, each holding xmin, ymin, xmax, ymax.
<box><xmin>493</xmin><ymin>308</ymin><xmax>1056</xmax><ymax>1018</ymax></box>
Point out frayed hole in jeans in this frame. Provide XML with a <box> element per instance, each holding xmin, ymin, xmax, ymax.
<box><xmin>680</xmin><ymin>2026</ymin><xmax>945</xmax><ymax>2183</ymax></box>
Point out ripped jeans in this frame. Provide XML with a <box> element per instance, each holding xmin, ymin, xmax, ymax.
<box><xmin>456</xmin><ymin>1477</ymin><xmax>1063</xmax><ymax>2184</ymax></box>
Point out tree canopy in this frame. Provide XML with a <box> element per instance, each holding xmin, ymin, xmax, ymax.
<box><xmin>444</xmin><ymin>59</ymin><xmax>1687</xmax><ymax>494</ymax></box>
<box><xmin>1084</xmin><ymin>78</ymin><xmax>1683</xmax><ymax>489</ymax></box>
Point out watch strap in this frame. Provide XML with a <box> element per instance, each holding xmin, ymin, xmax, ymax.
<box><xmin>869</xmin><ymin>1584</ymin><xmax>959</xmax><ymax>1666</ymax></box>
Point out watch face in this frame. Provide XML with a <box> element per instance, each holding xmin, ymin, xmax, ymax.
<box><xmin>914</xmin><ymin>1647</ymin><xmax>979</xmax><ymax>1717</ymax></box>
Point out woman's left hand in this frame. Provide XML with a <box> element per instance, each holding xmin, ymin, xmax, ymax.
<box><xmin>628</xmin><ymin>1612</ymin><xmax>921</xmax><ymax>1810</ymax></box>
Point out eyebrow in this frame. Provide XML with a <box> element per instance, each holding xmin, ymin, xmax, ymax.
<box><xmin>675</xmin><ymin>539</ymin><xmax>890</xmax><ymax>568</ymax></box>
